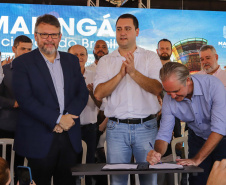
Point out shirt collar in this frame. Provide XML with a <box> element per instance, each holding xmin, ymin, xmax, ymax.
<box><xmin>199</xmin><ymin>65</ymin><xmax>222</xmax><ymax>76</ymax></box>
<box><xmin>213</xmin><ymin>66</ymin><xmax>222</xmax><ymax>76</ymax></box>
<box><xmin>39</xmin><ymin>49</ymin><xmax>60</xmax><ymax>64</ymax></box>
<box><xmin>111</xmin><ymin>46</ymin><xmax>141</xmax><ymax>57</ymax></box>
<box><xmin>190</xmin><ymin>75</ymin><xmax>203</xmax><ymax>97</ymax></box>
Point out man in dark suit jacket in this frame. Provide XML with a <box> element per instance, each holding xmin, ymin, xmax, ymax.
<box><xmin>0</xmin><ymin>35</ymin><xmax>32</xmax><ymax>138</ymax></box>
<box><xmin>0</xmin><ymin>36</ymin><xmax>32</xmax><ymax>184</ymax></box>
<box><xmin>12</xmin><ymin>14</ymin><xmax>89</xmax><ymax>185</ymax></box>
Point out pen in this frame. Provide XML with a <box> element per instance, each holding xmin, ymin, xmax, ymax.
<box><xmin>149</xmin><ymin>142</ymin><xmax>162</xmax><ymax>164</ymax></box>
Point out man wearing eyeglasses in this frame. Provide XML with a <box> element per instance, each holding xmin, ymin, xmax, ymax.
<box><xmin>12</xmin><ymin>14</ymin><xmax>88</xmax><ymax>185</ymax></box>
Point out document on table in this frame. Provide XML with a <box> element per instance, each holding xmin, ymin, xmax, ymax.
<box><xmin>149</xmin><ymin>163</ymin><xmax>183</xmax><ymax>169</ymax></box>
<box><xmin>102</xmin><ymin>164</ymin><xmax>138</xmax><ymax>170</ymax></box>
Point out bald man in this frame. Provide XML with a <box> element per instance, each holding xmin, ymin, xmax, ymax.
<box><xmin>68</xmin><ymin>44</ymin><xmax>101</xmax><ymax>185</ymax></box>
<box><xmin>86</xmin><ymin>40</ymin><xmax>109</xmax><ymax>72</ymax></box>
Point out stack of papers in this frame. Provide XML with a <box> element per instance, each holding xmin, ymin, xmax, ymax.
<box><xmin>102</xmin><ymin>163</ymin><xmax>183</xmax><ymax>170</ymax></box>
<box><xmin>103</xmin><ymin>164</ymin><xmax>138</xmax><ymax>170</ymax></box>
<box><xmin>149</xmin><ymin>163</ymin><xmax>183</xmax><ymax>169</ymax></box>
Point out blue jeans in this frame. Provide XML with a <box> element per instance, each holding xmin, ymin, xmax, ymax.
<box><xmin>188</xmin><ymin>129</ymin><xmax>226</xmax><ymax>185</ymax></box>
<box><xmin>106</xmin><ymin>118</ymin><xmax>158</xmax><ymax>185</ymax></box>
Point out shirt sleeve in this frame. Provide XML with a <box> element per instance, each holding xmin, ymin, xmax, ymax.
<box><xmin>147</xmin><ymin>51</ymin><xmax>162</xmax><ymax>83</ymax></box>
<box><xmin>100</xmin><ymin>97</ymin><xmax>107</xmax><ymax>111</ymax></box>
<box><xmin>156</xmin><ymin>95</ymin><xmax>176</xmax><ymax>143</ymax></box>
<box><xmin>210</xmin><ymin>78</ymin><xmax>226</xmax><ymax>136</ymax></box>
<box><xmin>0</xmin><ymin>65</ymin><xmax>3</xmax><ymax>84</ymax></box>
<box><xmin>93</xmin><ymin>56</ymin><xmax>109</xmax><ymax>91</ymax></box>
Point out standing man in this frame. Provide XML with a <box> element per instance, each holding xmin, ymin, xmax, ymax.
<box><xmin>0</xmin><ymin>35</ymin><xmax>32</xmax><ymax>138</ymax></box>
<box><xmin>156</xmin><ymin>38</ymin><xmax>172</xmax><ymax>65</ymax></box>
<box><xmin>94</xmin><ymin>14</ymin><xmax>162</xmax><ymax>185</ymax></box>
<box><xmin>0</xmin><ymin>52</ymin><xmax>3</xmax><ymax>84</ymax></box>
<box><xmin>12</xmin><ymin>14</ymin><xmax>88</xmax><ymax>185</ymax></box>
<box><xmin>0</xmin><ymin>35</ymin><xmax>32</xmax><ymax>184</ymax></box>
<box><xmin>146</xmin><ymin>62</ymin><xmax>226</xmax><ymax>185</ymax></box>
<box><xmin>68</xmin><ymin>44</ymin><xmax>100</xmax><ymax>185</ymax></box>
<box><xmin>198</xmin><ymin>45</ymin><xmax>226</xmax><ymax>89</ymax></box>
<box><xmin>86</xmin><ymin>40</ymin><xmax>109</xmax><ymax>72</ymax></box>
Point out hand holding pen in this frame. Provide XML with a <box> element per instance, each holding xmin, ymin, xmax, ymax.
<box><xmin>147</xmin><ymin>142</ymin><xmax>162</xmax><ymax>165</ymax></box>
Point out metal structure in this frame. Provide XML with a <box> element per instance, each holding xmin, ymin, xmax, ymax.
<box><xmin>172</xmin><ymin>38</ymin><xmax>208</xmax><ymax>72</ymax></box>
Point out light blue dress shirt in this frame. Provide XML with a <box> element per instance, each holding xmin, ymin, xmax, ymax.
<box><xmin>40</xmin><ymin>50</ymin><xmax>64</xmax><ymax>123</ymax></box>
<box><xmin>156</xmin><ymin>74</ymin><xmax>226</xmax><ymax>143</ymax></box>
<box><xmin>0</xmin><ymin>63</ymin><xmax>3</xmax><ymax>84</ymax></box>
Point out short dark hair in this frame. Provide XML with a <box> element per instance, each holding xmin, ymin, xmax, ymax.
<box><xmin>0</xmin><ymin>157</ymin><xmax>9</xmax><ymax>185</ymax></box>
<box><xmin>157</xmin><ymin>39</ymin><xmax>172</xmax><ymax>49</ymax></box>
<box><xmin>13</xmin><ymin>35</ymin><xmax>32</xmax><ymax>47</ymax></box>
<box><xmin>116</xmin><ymin>14</ymin><xmax>139</xmax><ymax>29</ymax></box>
<box><xmin>35</xmin><ymin>14</ymin><xmax>61</xmax><ymax>32</ymax></box>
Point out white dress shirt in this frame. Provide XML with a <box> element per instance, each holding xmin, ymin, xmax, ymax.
<box><xmin>94</xmin><ymin>46</ymin><xmax>162</xmax><ymax>119</ymax></box>
<box><xmin>0</xmin><ymin>64</ymin><xmax>3</xmax><ymax>84</ymax></box>
<box><xmin>86</xmin><ymin>62</ymin><xmax>97</xmax><ymax>72</ymax></box>
<box><xmin>86</xmin><ymin>60</ymin><xmax>107</xmax><ymax>111</ymax></box>
<box><xmin>80</xmin><ymin>69</ymin><xmax>99</xmax><ymax>125</ymax></box>
<box><xmin>197</xmin><ymin>66</ymin><xmax>226</xmax><ymax>89</ymax></box>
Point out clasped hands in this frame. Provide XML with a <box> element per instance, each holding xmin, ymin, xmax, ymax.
<box><xmin>53</xmin><ymin>114</ymin><xmax>78</xmax><ymax>133</ymax></box>
<box><xmin>120</xmin><ymin>51</ymin><xmax>136</xmax><ymax>77</ymax></box>
<box><xmin>146</xmin><ymin>150</ymin><xmax>200</xmax><ymax>166</ymax></box>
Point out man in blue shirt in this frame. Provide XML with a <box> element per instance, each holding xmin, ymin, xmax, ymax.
<box><xmin>146</xmin><ymin>62</ymin><xmax>226</xmax><ymax>185</ymax></box>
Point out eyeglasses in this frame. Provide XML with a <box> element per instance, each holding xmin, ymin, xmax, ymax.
<box><xmin>36</xmin><ymin>32</ymin><xmax>60</xmax><ymax>39</ymax></box>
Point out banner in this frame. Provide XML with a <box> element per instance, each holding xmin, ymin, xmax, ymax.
<box><xmin>0</xmin><ymin>3</ymin><xmax>226</xmax><ymax>68</ymax></box>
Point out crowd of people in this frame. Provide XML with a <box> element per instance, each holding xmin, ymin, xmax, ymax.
<box><xmin>0</xmin><ymin>12</ymin><xmax>226</xmax><ymax>185</ymax></box>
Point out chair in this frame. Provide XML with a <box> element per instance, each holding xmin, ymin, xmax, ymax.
<box><xmin>171</xmin><ymin>130</ymin><xmax>188</xmax><ymax>185</ymax></box>
<box><xmin>0</xmin><ymin>138</ymin><xmax>15</xmax><ymax>185</ymax></box>
<box><xmin>104</xmin><ymin>141</ymin><xmax>140</xmax><ymax>185</ymax></box>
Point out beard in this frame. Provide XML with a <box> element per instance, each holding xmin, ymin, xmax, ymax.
<box><xmin>37</xmin><ymin>37</ymin><xmax>58</xmax><ymax>56</ymax></box>
<box><xmin>40</xmin><ymin>43</ymin><xmax>57</xmax><ymax>55</ymax></box>
<box><xmin>159</xmin><ymin>53</ymin><xmax>171</xmax><ymax>61</ymax></box>
<box><xmin>202</xmin><ymin>63</ymin><xmax>216</xmax><ymax>74</ymax></box>
<box><xmin>94</xmin><ymin>51</ymin><xmax>107</xmax><ymax>61</ymax></box>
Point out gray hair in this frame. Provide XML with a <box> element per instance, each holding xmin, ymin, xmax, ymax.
<box><xmin>160</xmin><ymin>62</ymin><xmax>190</xmax><ymax>86</ymax></box>
<box><xmin>199</xmin><ymin>45</ymin><xmax>217</xmax><ymax>55</ymax></box>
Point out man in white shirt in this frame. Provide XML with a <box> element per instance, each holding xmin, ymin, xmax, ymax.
<box><xmin>94</xmin><ymin>13</ymin><xmax>162</xmax><ymax>185</ymax></box>
<box><xmin>68</xmin><ymin>44</ymin><xmax>101</xmax><ymax>185</ymax></box>
<box><xmin>198</xmin><ymin>45</ymin><xmax>226</xmax><ymax>89</ymax></box>
<box><xmin>86</xmin><ymin>40</ymin><xmax>109</xmax><ymax>72</ymax></box>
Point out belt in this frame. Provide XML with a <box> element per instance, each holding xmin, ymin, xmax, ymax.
<box><xmin>109</xmin><ymin>114</ymin><xmax>157</xmax><ymax>124</ymax></box>
<box><xmin>80</xmin><ymin>123</ymin><xmax>96</xmax><ymax>128</ymax></box>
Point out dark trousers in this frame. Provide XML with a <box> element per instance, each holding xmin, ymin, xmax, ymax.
<box><xmin>80</xmin><ymin>123</ymin><xmax>97</xmax><ymax>185</ymax></box>
<box><xmin>188</xmin><ymin>129</ymin><xmax>226</xmax><ymax>185</ymax></box>
<box><xmin>81</xmin><ymin>123</ymin><xmax>97</xmax><ymax>164</ymax></box>
<box><xmin>27</xmin><ymin>132</ymin><xmax>78</xmax><ymax>185</ymax></box>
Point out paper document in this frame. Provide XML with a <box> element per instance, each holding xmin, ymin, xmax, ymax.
<box><xmin>103</xmin><ymin>164</ymin><xmax>138</xmax><ymax>170</ymax></box>
<box><xmin>149</xmin><ymin>163</ymin><xmax>183</xmax><ymax>169</ymax></box>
